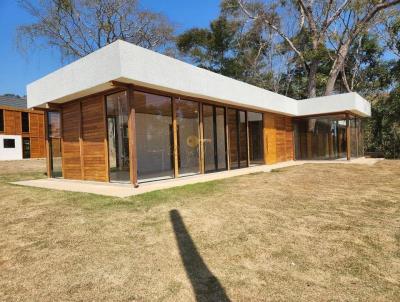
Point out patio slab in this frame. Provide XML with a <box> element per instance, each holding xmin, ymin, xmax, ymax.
<box><xmin>11</xmin><ymin>158</ymin><xmax>382</xmax><ymax>198</ymax></box>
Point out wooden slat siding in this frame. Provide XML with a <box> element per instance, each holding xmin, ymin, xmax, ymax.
<box><xmin>14</xmin><ymin>111</ymin><xmax>22</xmax><ymax>135</ymax></box>
<box><xmin>285</xmin><ymin>117</ymin><xmax>294</xmax><ymax>161</ymax></box>
<box><xmin>29</xmin><ymin>113</ymin><xmax>46</xmax><ymax>158</ymax></box>
<box><xmin>81</xmin><ymin>96</ymin><xmax>108</xmax><ymax>181</ymax></box>
<box><xmin>264</xmin><ymin>112</ymin><xmax>294</xmax><ymax>164</ymax></box>
<box><xmin>264</xmin><ymin>112</ymin><xmax>276</xmax><ymax>164</ymax></box>
<box><xmin>62</xmin><ymin>102</ymin><xmax>82</xmax><ymax>180</ymax></box>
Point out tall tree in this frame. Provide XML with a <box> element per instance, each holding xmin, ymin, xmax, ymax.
<box><xmin>17</xmin><ymin>0</ymin><xmax>175</xmax><ymax>60</ymax></box>
<box><xmin>228</xmin><ymin>0</ymin><xmax>400</xmax><ymax>97</ymax></box>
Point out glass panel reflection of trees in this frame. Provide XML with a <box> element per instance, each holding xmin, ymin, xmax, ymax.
<box><xmin>294</xmin><ymin>115</ymin><xmax>364</xmax><ymax>160</ymax></box>
<box><xmin>106</xmin><ymin>91</ymin><xmax>130</xmax><ymax>182</ymax></box>
<box><xmin>248</xmin><ymin>112</ymin><xmax>264</xmax><ymax>165</ymax></box>
<box><xmin>228</xmin><ymin>109</ymin><xmax>248</xmax><ymax>169</ymax></box>
<box><xmin>176</xmin><ymin>99</ymin><xmax>200</xmax><ymax>176</ymax></box>
<box><xmin>134</xmin><ymin>91</ymin><xmax>174</xmax><ymax>181</ymax></box>
<box><xmin>203</xmin><ymin>105</ymin><xmax>227</xmax><ymax>172</ymax></box>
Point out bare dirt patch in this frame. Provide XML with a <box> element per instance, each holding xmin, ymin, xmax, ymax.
<box><xmin>0</xmin><ymin>160</ymin><xmax>399</xmax><ymax>301</ymax></box>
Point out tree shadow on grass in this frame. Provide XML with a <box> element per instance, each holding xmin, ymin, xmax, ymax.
<box><xmin>170</xmin><ymin>209</ymin><xmax>231</xmax><ymax>302</ymax></box>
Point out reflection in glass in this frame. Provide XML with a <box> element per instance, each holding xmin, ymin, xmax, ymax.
<box><xmin>203</xmin><ymin>105</ymin><xmax>227</xmax><ymax>172</ymax></box>
<box><xmin>134</xmin><ymin>91</ymin><xmax>174</xmax><ymax>181</ymax></box>
<box><xmin>106</xmin><ymin>91</ymin><xmax>130</xmax><ymax>182</ymax></box>
<box><xmin>176</xmin><ymin>99</ymin><xmax>200</xmax><ymax>176</ymax></box>
<box><xmin>228</xmin><ymin>109</ymin><xmax>248</xmax><ymax>169</ymax></box>
<box><xmin>216</xmin><ymin>107</ymin><xmax>227</xmax><ymax>170</ymax></box>
<box><xmin>239</xmin><ymin>111</ymin><xmax>248</xmax><ymax>167</ymax></box>
<box><xmin>248</xmin><ymin>112</ymin><xmax>264</xmax><ymax>165</ymax></box>
<box><xmin>47</xmin><ymin>111</ymin><xmax>62</xmax><ymax>178</ymax></box>
<box><xmin>228</xmin><ymin>109</ymin><xmax>239</xmax><ymax>169</ymax></box>
<box><xmin>293</xmin><ymin>114</ymin><xmax>348</xmax><ymax>160</ymax></box>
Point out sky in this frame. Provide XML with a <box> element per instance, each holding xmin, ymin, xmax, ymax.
<box><xmin>0</xmin><ymin>0</ymin><xmax>220</xmax><ymax>96</ymax></box>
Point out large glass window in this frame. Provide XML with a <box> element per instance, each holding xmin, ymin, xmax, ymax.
<box><xmin>228</xmin><ymin>109</ymin><xmax>239</xmax><ymax>169</ymax></box>
<box><xmin>239</xmin><ymin>111</ymin><xmax>247</xmax><ymax>167</ymax></box>
<box><xmin>47</xmin><ymin>111</ymin><xmax>62</xmax><ymax>178</ymax></box>
<box><xmin>203</xmin><ymin>105</ymin><xmax>227</xmax><ymax>172</ymax></box>
<box><xmin>176</xmin><ymin>99</ymin><xmax>200</xmax><ymax>176</ymax></box>
<box><xmin>228</xmin><ymin>109</ymin><xmax>248</xmax><ymax>169</ymax></box>
<box><xmin>22</xmin><ymin>112</ymin><xmax>29</xmax><ymax>132</ymax></box>
<box><xmin>0</xmin><ymin>109</ymin><xmax>3</xmax><ymax>132</ymax></box>
<box><xmin>106</xmin><ymin>91</ymin><xmax>130</xmax><ymax>182</ymax></box>
<box><xmin>248</xmin><ymin>112</ymin><xmax>264</xmax><ymax>165</ymax></box>
<box><xmin>293</xmin><ymin>114</ymin><xmax>348</xmax><ymax>160</ymax></box>
<box><xmin>134</xmin><ymin>91</ymin><xmax>174</xmax><ymax>181</ymax></box>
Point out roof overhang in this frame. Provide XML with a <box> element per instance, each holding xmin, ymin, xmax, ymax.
<box><xmin>27</xmin><ymin>40</ymin><xmax>371</xmax><ymax>117</ymax></box>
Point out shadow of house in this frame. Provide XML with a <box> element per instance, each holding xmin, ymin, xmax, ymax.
<box><xmin>170</xmin><ymin>209</ymin><xmax>231</xmax><ymax>302</ymax></box>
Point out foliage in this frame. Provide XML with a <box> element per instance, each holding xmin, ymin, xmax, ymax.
<box><xmin>17</xmin><ymin>0</ymin><xmax>176</xmax><ymax>60</ymax></box>
<box><xmin>366</xmin><ymin>90</ymin><xmax>400</xmax><ymax>159</ymax></box>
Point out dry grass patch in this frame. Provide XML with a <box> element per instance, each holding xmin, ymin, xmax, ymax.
<box><xmin>0</xmin><ymin>160</ymin><xmax>399</xmax><ymax>301</ymax></box>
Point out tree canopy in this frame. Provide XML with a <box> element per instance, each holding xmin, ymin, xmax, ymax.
<box><xmin>17</xmin><ymin>0</ymin><xmax>175</xmax><ymax>60</ymax></box>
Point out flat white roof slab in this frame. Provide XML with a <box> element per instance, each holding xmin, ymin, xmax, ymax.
<box><xmin>27</xmin><ymin>40</ymin><xmax>371</xmax><ymax>117</ymax></box>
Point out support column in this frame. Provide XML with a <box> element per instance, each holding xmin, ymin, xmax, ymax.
<box><xmin>246</xmin><ymin>111</ymin><xmax>250</xmax><ymax>167</ymax></box>
<box><xmin>346</xmin><ymin>114</ymin><xmax>351</xmax><ymax>161</ymax></box>
<box><xmin>199</xmin><ymin>103</ymin><xmax>205</xmax><ymax>174</ymax></box>
<box><xmin>172</xmin><ymin>98</ymin><xmax>179</xmax><ymax>178</ymax></box>
<box><xmin>44</xmin><ymin>111</ymin><xmax>52</xmax><ymax>178</ymax></box>
<box><xmin>225</xmin><ymin>107</ymin><xmax>230</xmax><ymax>170</ymax></box>
<box><xmin>128</xmin><ymin>86</ymin><xmax>139</xmax><ymax>187</ymax></box>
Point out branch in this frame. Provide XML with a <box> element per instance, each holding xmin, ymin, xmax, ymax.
<box><xmin>323</xmin><ymin>0</ymin><xmax>351</xmax><ymax>32</ymax></box>
<box><xmin>237</xmin><ymin>0</ymin><xmax>309</xmax><ymax>73</ymax></box>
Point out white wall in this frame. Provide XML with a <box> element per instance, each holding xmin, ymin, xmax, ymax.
<box><xmin>0</xmin><ymin>135</ymin><xmax>23</xmax><ymax>161</ymax></box>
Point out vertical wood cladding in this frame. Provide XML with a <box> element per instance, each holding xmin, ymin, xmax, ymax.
<box><xmin>81</xmin><ymin>96</ymin><xmax>107</xmax><ymax>181</ymax></box>
<box><xmin>61</xmin><ymin>97</ymin><xmax>107</xmax><ymax>181</ymax></box>
<box><xmin>263</xmin><ymin>112</ymin><xmax>293</xmax><ymax>164</ymax></box>
<box><xmin>29</xmin><ymin>112</ymin><xmax>46</xmax><ymax>158</ymax></box>
<box><xmin>62</xmin><ymin>102</ymin><xmax>82</xmax><ymax>179</ymax></box>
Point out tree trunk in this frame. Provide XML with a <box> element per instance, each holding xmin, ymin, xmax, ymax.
<box><xmin>325</xmin><ymin>42</ymin><xmax>351</xmax><ymax>96</ymax></box>
<box><xmin>307</xmin><ymin>59</ymin><xmax>318</xmax><ymax>98</ymax></box>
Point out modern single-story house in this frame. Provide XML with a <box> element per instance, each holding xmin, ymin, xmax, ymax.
<box><xmin>0</xmin><ymin>96</ymin><xmax>46</xmax><ymax>160</ymax></box>
<box><xmin>27</xmin><ymin>40</ymin><xmax>371</xmax><ymax>186</ymax></box>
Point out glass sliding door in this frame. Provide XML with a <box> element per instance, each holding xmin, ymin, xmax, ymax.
<box><xmin>293</xmin><ymin>114</ymin><xmax>348</xmax><ymax>160</ymax></box>
<box><xmin>134</xmin><ymin>91</ymin><xmax>174</xmax><ymax>182</ymax></box>
<box><xmin>47</xmin><ymin>111</ymin><xmax>62</xmax><ymax>178</ymax></box>
<box><xmin>203</xmin><ymin>105</ymin><xmax>227</xmax><ymax>172</ymax></box>
<box><xmin>203</xmin><ymin>105</ymin><xmax>215</xmax><ymax>172</ymax></box>
<box><xmin>239</xmin><ymin>110</ymin><xmax>248</xmax><ymax>167</ymax></box>
<box><xmin>248</xmin><ymin>112</ymin><xmax>264</xmax><ymax>165</ymax></box>
<box><xmin>228</xmin><ymin>108</ymin><xmax>248</xmax><ymax>169</ymax></box>
<box><xmin>216</xmin><ymin>107</ymin><xmax>227</xmax><ymax>171</ymax></box>
<box><xmin>176</xmin><ymin>99</ymin><xmax>200</xmax><ymax>176</ymax></box>
<box><xmin>106</xmin><ymin>91</ymin><xmax>130</xmax><ymax>182</ymax></box>
<box><xmin>228</xmin><ymin>109</ymin><xmax>239</xmax><ymax>169</ymax></box>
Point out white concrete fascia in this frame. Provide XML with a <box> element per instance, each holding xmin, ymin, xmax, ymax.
<box><xmin>27</xmin><ymin>40</ymin><xmax>371</xmax><ymax>117</ymax></box>
<box><xmin>298</xmin><ymin>93</ymin><xmax>371</xmax><ymax>117</ymax></box>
